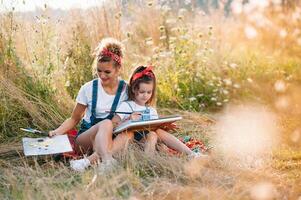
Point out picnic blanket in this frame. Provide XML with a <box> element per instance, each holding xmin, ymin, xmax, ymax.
<box><xmin>59</xmin><ymin>130</ymin><xmax>208</xmax><ymax>160</ymax></box>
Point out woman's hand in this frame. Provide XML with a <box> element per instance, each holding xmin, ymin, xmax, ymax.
<box><xmin>48</xmin><ymin>130</ymin><xmax>60</xmax><ymax>137</ymax></box>
<box><xmin>130</xmin><ymin>112</ymin><xmax>142</xmax><ymax>121</ymax></box>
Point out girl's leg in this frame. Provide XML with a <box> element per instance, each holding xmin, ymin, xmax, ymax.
<box><xmin>155</xmin><ymin>128</ymin><xmax>193</xmax><ymax>155</ymax></box>
<box><xmin>144</xmin><ymin>131</ymin><xmax>158</xmax><ymax>155</ymax></box>
<box><xmin>111</xmin><ymin>131</ymin><xmax>134</xmax><ymax>154</ymax></box>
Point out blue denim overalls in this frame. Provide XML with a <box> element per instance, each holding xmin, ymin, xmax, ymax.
<box><xmin>77</xmin><ymin>79</ymin><xmax>126</xmax><ymax>137</ymax></box>
<box><xmin>125</xmin><ymin>102</ymin><xmax>151</xmax><ymax>141</ymax></box>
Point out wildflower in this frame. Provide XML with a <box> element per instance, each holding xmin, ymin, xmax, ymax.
<box><xmin>152</xmin><ymin>47</ymin><xmax>159</xmax><ymax>53</ymax></box>
<box><xmin>145</xmin><ymin>37</ymin><xmax>153</xmax><ymax>46</ymax></box>
<box><xmin>146</xmin><ymin>41</ymin><xmax>153</xmax><ymax>45</ymax></box>
<box><xmin>159</xmin><ymin>35</ymin><xmax>167</xmax><ymax>40</ymax></box>
<box><xmin>223</xmin><ymin>99</ymin><xmax>229</xmax><ymax>103</ymax></box>
<box><xmin>169</xmin><ymin>36</ymin><xmax>177</xmax><ymax>42</ymax></box>
<box><xmin>115</xmin><ymin>12</ymin><xmax>122</xmax><ymax>19</ymax></box>
<box><xmin>208</xmin><ymin>82</ymin><xmax>214</xmax><ymax>87</ymax></box>
<box><xmin>229</xmin><ymin>63</ymin><xmax>238</xmax><ymax>69</ymax></box>
<box><xmin>161</xmin><ymin>5</ymin><xmax>171</xmax><ymax>13</ymax></box>
<box><xmin>166</xmin><ymin>18</ymin><xmax>176</xmax><ymax>25</ymax></box>
<box><xmin>158</xmin><ymin>52</ymin><xmax>168</xmax><ymax>58</ymax></box>
<box><xmin>159</xmin><ymin>26</ymin><xmax>165</xmax><ymax>32</ymax></box>
<box><xmin>274</xmin><ymin>80</ymin><xmax>286</xmax><ymax>93</ymax></box>
<box><xmin>178</xmin><ymin>8</ymin><xmax>187</xmax><ymax>16</ymax></box>
<box><xmin>233</xmin><ymin>83</ymin><xmax>241</xmax><ymax>89</ymax></box>
<box><xmin>126</xmin><ymin>32</ymin><xmax>132</xmax><ymax>38</ymax></box>
<box><xmin>223</xmin><ymin>79</ymin><xmax>232</xmax><ymax>86</ymax></box>
<box><xmin>211</xmin><ymin>97</ymin><xmax>217</xmax><ymax>102</ymax></box>
<box><xmin>170</xmin><ymin>27</ymin><xmax>179</xmax><ymax>32</ymax></box>
<box><xmin>189</xmin><ymin>97</ymin><xmax>197</xmax><ymax>101</ymax></box>
<box><xmin>247</xmin><ymin>78</ymin><xmax>253</xmax><ymax>83</ymax></box>
<box><xmin>197</xmin><ymin>94</ymin><xmax>204</xmax><ymax>97</ymax></box>
<box><xmin>65</xmin><ymin>80</ymin><xmax>70</xmax><ymax>87</ymax></box>
<box><xmin>222</xmin><ymin>89</ymin><xmax>229</xmax><ymax>95</ymax></box>
<box><xmin>180</xmin><ymin>35</ymin><xmax>190</xmax><ymax>40</ymax></box>
<box><xmin>216</xmin><ymin>102</ymin><xmax>222</xmax><ymax>106</ymax></box>
<box><xmin>199</xmin><ymin>103</ymin><xmax>205</xmax><ymax>108</ymax></box>
<box><xmin>178</xmin><ymin>15</ymin><xmax>184</xmax><ymax>20</ymax></box>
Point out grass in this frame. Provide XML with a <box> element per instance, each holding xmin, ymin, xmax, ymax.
<box><xmin>0</xmin><ymin>110</ymin><xmax>300</xmax><ymax>199</ymax></box>
<box><xmin>0</xmin><ymin>1</ymin><xmax>301</xmax><ymax>199</ymax></box>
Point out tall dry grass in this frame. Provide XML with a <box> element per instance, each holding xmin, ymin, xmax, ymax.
<box><xmin>0</xmin><ymin>1</ymin><xmax>301</xmax><ymax>199</ymax></box>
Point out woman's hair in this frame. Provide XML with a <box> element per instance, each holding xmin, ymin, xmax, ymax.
<box><xmin>93</xmin><ymin>38</ymin><xmax>124</xmax><ymax>68</ymax></box>
<box><xmin>128</xmin><ymin>66</ymin><xmax>156</xmax><ymax>105</ymax></box>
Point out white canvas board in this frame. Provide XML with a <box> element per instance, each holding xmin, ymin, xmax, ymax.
<box><xmin>22</xmin><ymin>135</ymin><xmax>73</xmax><ymax>156</ymax></box>
<box><xmin>113</xmin><ymin>115</ymin><xmax>182</xmax><ymax>134</ymax></box>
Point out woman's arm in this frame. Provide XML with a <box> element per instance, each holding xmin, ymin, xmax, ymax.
<box><xmin>49</xmin><ymin>103</ymin><xmax>87</xmax><ymax>136</ymax></box>
<box><xmin>112</xmin><ymin>115</ymin><xmax>122</xmax><ymax>128</ymax></box>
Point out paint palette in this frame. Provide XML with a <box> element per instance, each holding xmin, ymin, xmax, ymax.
<box><xmin>22</xmin><ymin>135</ymin><xmax>73</xmax><ymax>156</ymax></box>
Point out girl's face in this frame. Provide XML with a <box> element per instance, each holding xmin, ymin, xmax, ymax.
<box><xmin>97</xmin><ymin>61</ymin><xmax>120</xmax><ymax>86</ymax></box>
<box><xmin>134</xmin><ymin>82</ymin><xmax>153</xmax><ymax>106</ymax></box>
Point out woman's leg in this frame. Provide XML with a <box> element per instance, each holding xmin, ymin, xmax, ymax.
<box><xmin>75</xmin><ymin>120</ymin><xmax>133</xmax><ymax>160</ymax></box>
<box><xmin>155</xmin><ymin>128</ymin><xmax>193</xmax><ymax>155</ymax></box>
<box><xmin>144</xmin><ymin>131</ymin><xmax>158</xmax><ymax>155</ymax></box>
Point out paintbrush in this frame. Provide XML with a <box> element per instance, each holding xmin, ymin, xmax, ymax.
<box><xmin>20</xmin><ymin>128</ymin><xmax>49</xmax><ymax>136</ymax></box>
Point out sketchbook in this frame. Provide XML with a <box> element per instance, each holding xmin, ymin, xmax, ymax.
<box><xmin>113</xmin><ymin>115</ymin><xmax>182</xmax><ymax>134</ymax></box>
<box><xmin>22</xmin><ymin>135</ymin><xmax>73</xmax><ymax>156</ymax></box>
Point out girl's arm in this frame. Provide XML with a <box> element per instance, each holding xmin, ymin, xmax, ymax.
<box><xmin>111</xmin><ymin>112</ymin><xmax>141</xmax><ymax>128</ymax></box>
<box><xmin>49</xmin><ymin>103</ymin><xmax>87</xmax><ymax>137</ymax></box>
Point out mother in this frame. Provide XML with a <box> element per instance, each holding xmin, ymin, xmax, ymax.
<box><xmin>49</xmin><ymin>38</ymin><xmax>129</xmax><ymax>172</ymax></box>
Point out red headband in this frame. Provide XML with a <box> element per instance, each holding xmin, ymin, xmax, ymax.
<box><xmin>131</xmin><ymin>66</ymin><xmax>155</xmax><ymax>82</ymax></box>
<box><xmin>99</xmin><ymin>48</ymin><xmax>122</xmax><ymax>65</ymax></box>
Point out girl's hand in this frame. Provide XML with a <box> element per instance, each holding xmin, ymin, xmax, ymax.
<box><xmin>130</xmin><ymin>112</ymin><xmax>142</xmax><ymax>121</ymax></box>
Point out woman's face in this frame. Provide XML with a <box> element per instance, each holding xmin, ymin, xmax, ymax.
<box><xmin>97</xmin><ymin>61</ymin><xmax>120</xmax><ymax>86</ymax></box>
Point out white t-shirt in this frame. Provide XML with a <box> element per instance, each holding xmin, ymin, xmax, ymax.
<box><xmin>76</xmin><ymin>78</ymin><xmax>128</xmax><ymax>123</ymax></box>
<box><xmin>116</xmin><ymin>100</ymin><xmax>159</xmax><ymax>121</ymax></box>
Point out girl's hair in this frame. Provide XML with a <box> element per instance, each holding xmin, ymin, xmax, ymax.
<box><xmin>128</xmin><ymin>66</ymin><xmax>156</xmax><ymax>105</ymax></box>
<box><xmin>93</xmin><ymin>38</ymin><xmax>124</xmax><ymax>68</ymax></box>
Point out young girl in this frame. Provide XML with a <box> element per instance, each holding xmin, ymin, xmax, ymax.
<box><xmin>113</xmin><ymin>66</ymin><xmax>203</xmax><ymax>157</ymax></box>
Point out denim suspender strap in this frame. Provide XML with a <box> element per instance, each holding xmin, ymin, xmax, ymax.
<box><xmin>107</xmin><ymin>80</ymin><xmax>126</xmax><ymax>120</ymax></box>
<box><xmin>90</xmin><ymin>79</ymin><xmax>98</xmax><ymax>125</ymax></box>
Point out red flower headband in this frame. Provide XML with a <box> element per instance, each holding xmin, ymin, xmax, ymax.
<box><xmin>99</xmin><ymin>48</ymin><xmax>122</xmax><ymax>65</ymax></box>
<box><xmin>131</xmin><ymin>66</ymin><xmax>155</xmax><ymax>82</ymax></box>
